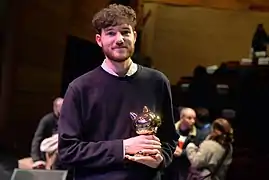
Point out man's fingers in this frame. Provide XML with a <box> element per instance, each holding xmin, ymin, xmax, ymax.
<box><xmin>153</xmin><ymin>153</ymin><xmax>163</xmax><ymax>161</ymax></box>
<box><xmin>126</xmin><ymin>155</ymin><xmax>153</xmax><ymax>161</ymax></box>
<box><xmin>125</xmin><ymin>154</ymin><xmax>163</xmax><ymax>169</ymax></box>
<box><xmin>151</xmin><ymin>135</ymin><xmax>160</xmax><ymax>142</ymax></box>
<box><xmin>125</xmin><ymin>155</ymin><xmax>135</xmax><ymax>161</ymax></box>
<box><xmin>143</xmin><ymin>144</ymin><xmax>162</xmax><ymax>150</ymax></box>
<box><xmin>144</xmin><ymin>139</ymin><xmax>161</xmax><ymax>145</ymax></box>
<box><xmin>144</xmin><ymin>135</ymin><xmax>160</xmax><ymax>141</ymax></box>
<box><xmin>139</xmin><ymin>149</ymin><xmax>160</xmax><ymax>155</ymax></box>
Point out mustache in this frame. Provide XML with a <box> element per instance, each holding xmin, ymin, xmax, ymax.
<box><xmin>113</xmin><ymin>45</ymin><xmax>128</xmax><ymax>49</ymax></box>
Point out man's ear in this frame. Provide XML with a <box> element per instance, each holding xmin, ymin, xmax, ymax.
<box><xmin>96</xmin><ymin>34</ymin><xmax>102</xmax><ymax>47</ymax></box>
<box><xmin>133</xmin><ymin>30</ymin><xmax>137</xmax><ymax>43</ymax></box>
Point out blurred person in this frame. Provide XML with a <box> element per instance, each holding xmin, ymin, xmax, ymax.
<box><xmin>163</xmin><ymin>108</ymin><xmax>206</xmax><ymax>180</ymax></box>
<box><xmin>251</xmin><ymin>24</ymin><xmax>268</xmax><ymax>53</ymax></box>
<box><xmin>30</xmin><ymin>97</ymin><xmax>63</xmax><ymax>169</ymax></box>
<box><xmin>186</xmin><ymin>118</ymin><xmax>233</xmax><ymax>180</ymax></box>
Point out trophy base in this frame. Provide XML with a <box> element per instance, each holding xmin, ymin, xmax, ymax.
<box><xmin>136</xmin><ymin>129</ymin><xmax>156</xmax><ymax>135</ymax></box>
<box><xmin>134</xmin><ymin>150</ymin><xmax>158</xmax><ymax>157</ymax></box>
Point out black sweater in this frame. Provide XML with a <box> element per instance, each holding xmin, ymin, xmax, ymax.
<box><xmin>58</xmin><ymin>65</ymin><xmax>178</xmax><ymax>180</ymax></box>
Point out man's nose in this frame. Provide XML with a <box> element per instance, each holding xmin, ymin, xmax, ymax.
<box><xmin>116</xmin><ymin>32</ymin><xmax>124</xmax><ymax>43</ymax></box>
<box><xmin>188</xmin><ymin>118</ymin><xmax>194</xmax><ymax>124</ymax></box>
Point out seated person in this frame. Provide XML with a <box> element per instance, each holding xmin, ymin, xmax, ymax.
<box><xmin>186</xmin><ymin>118</ymin><xmax>233</xmax><ymax>180</ymax></box>
<box><xmin>30</xmin><ymin>97</ymin><xmax>63</xmax><ymax>169</ymax></box>
<box><xmin>163</xmin><ymin>107</ymin><xmax>206</xmax><ymax>180</ymax></box>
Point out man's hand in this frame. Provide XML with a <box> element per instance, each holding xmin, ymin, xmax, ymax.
<box><xmin>32</xmin><ymin>161</ymin><xmax>46</xmax><ymax>169</ymax></box>
<box><xmin>174</xmin><ymin>146</ymin><xmax>182</xmax><ymax>157</ymax></box>
<box><xmin>125</xmin><ymin>149</ymin><xmax>163</xmax><ymax>168</ymax></box>
<box><xmin>123</xmin><ymin>135</ymin><xmax>161</xmax><ymax>155</ymax></box>
<box><xmin>186</xmin><ymin>142</ymin><xmax>197</xmax><ymax>150</ymax></box>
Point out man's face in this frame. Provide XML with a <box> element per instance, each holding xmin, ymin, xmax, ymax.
<box><xmin>182</xmin><ymin>111</ymin><xmax>196</xmax><ymax>128</ymax></box>
<box><xmin>96</xmin><ymin>24</ymin><xmax>137</xmax><ymax>62</ymax></box>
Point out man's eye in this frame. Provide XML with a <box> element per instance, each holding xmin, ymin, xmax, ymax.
<box><xmin>107</xmin><ymin>32</ymin><xmax>116</xmax><ymax>36</ymax></box>
<box><xmin>122</xmin><ymin>31</ymin><xmax>130</xmax><ymax>35</ymax></box>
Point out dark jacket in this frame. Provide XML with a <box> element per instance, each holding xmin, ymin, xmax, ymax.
<box><xmin>31</xmin><ymin>112</ymin><xmax>58</xmax><ymax>162</ymax></box>
<box><xmin>163</xmin><ymin>121</ymin><xmax>208</xmax><ymax>180</ymax></box>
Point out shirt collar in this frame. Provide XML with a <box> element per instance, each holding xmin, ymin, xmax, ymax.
<box><xmin>101</xmin><ymin>59</ymin><xmax>138</xmax><ymax>77</ymax></box>
<box><xmin>175</xmin><ymin>120</ymin><xmax>197</xmax><ymax>137</ymax></box>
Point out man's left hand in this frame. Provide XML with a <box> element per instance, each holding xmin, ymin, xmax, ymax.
<box><xmin>125</xmin><ymin>149</ymin><xmax>163</xmax><ymax>168</ymax></box>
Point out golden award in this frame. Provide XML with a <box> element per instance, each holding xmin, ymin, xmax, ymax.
<box><xmin>130</xmin><ymin>106</ymin><xmax>162</xmax><ymax>156</ymax></box>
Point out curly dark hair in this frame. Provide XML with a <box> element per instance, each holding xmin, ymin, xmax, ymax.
<box><xmin>92</xmin><ymin>4</ymin><xmax>137</xmax><ymax>34</ymax></box>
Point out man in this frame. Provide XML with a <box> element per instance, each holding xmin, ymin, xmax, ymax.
<box><xmin>163</xmin><ymin>107</ymin><xmax>204</xmax><ymax>180</ymax></box>
<box><xmin>30</xmin><ymin>97</ymin><xmax>63</xmax><ymax>169</ymax></box>
<box><xmin>58</xmin><ymin>4</ymin><xmax>178</xmax><ymax>180</ymax></box>
<box><xmin>251</xmin><ymin>24</ymin><xmax>268</xmax><ymax>53</ymax></box>
<box><xmin>174</xmin><ymin>108</ymin><xmax>198</xmax><ymax>158</ymax></box>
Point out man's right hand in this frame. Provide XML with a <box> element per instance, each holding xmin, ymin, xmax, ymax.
<box><xmin>123</xmin><ymin>135</ymin><xmax>161</xmax><ymax>155</ymax></box>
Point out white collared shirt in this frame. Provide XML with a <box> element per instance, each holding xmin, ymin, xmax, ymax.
<box><xmin>101</xmin><ymin>59</ymin><xmax>138</xmax><ymax>156</ymax></box>
<box><xmin>101</xmin><ymin>59</ymin><xmax>138</xmax><ymax>77</ymax></box>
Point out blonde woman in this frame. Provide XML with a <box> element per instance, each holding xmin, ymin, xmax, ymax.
<box><xmin>186</xmin><ymin>118</ymin><xmax>233</xmax><ymax>180</ymax></box>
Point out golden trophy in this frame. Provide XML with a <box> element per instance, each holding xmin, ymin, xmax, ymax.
<box><xmin>130</xmin><ymin>106</ymin><xmax>162</xmax><ymax>156</ymax></box>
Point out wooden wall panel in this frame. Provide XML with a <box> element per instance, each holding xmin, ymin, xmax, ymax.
<box><xmin>16</xmin><ymin>66</ymin><xmax>60</xmax><ymax>94</ymax></box>
<box><xmin>0</xmin><ymin>0</ymin><xmax>73</xmax><ymax>156</ymax></box>
<box><xmin>142</xmin><ymin>3</ymin><xmax>269</xmax><ymax>84</ymax></box>
<box><xmin>144</xmin><ymin>0</ymin><xmax>269</xmax><ymax>11</ymax></box>
<box><xmin>146</xmin><ymin>0</ymin><xmax>201</xmax><ymax>6</ymax></box>
<box><xmin>68</xmin><ymin>0</ymin><xmax>142</xmax><ymax>42</ymax></box>
<box><xmin>0</xmin><ymin>0</ymin><xmax>25</xmax><ymax>148</ymax></box>
<box><xmin>68</xmin><ymin>0</ymin><xmax>111</xmax><ymax>42</ymax></box>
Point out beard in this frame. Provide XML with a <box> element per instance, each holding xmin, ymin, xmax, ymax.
<box><xmin>102</xmin><ymin>45</ymin><xmax>135</xmax><ymax>62</ymax></box>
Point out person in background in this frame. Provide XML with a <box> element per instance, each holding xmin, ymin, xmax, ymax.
<box><xmin>251</xmin><ymin>24</ymin><xmax>268</xmax><ymax>53</ymax></box>
<box><xmin>186</xmin><ymin>118</ymin><xmax>233</xmax><ymax>180</ymax></box>
<box><xmin>163</xmin><ymin>107</ymin><xmax>205</xmax><ymax>180</ymax></box>
<box><xmin>30</xmin><ymin>97</ymin><xmax>63</xmax><ymax>169</ymax></box>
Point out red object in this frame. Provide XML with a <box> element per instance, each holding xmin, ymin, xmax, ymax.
<box><xmin>178</xmin><ymin>141</ymin><xmax>184</xmax><ymax>149</ymax></box>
